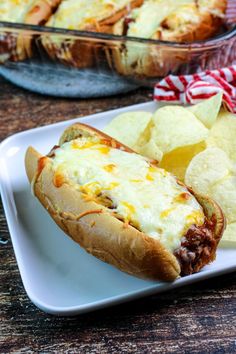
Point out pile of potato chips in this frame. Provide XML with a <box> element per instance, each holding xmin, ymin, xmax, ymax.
<box><xmin>104</xmin><ymin>93</ymin><xmax>236</xmax><ymax>247</ymax></box>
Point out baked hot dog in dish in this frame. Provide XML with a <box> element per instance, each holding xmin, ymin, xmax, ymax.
<box><xmin>0</xmin><ymin>0</ymin><xmax>61</xmax><ymax>62</ymax></box>
<box><xmin>25</xmin><ymin>123</ymin><xmax>225</xmax><ymax>281</ymax></box>
<box><xmin>112</xmin><ymin>0</ymin><xmax>227</xmax><ymax>77</ymax></box>
<box><xmin>41</xmin><ymin>0</ymin><xmax>143</xmax><ymax>68</ymax></box>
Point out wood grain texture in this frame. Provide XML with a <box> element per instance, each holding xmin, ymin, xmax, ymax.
<box><xmin>0</xmin><ymin>77</ymin><xmax>236</xmax><ymax>353</ymax></box>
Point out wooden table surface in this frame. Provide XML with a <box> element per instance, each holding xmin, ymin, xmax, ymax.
<box><xmin>0</xmin><ymin>77</ymin><xmax>236</xmax><ymax>353</ymax></box>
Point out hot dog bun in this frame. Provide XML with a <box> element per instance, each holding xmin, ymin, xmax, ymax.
<box><xmin>25</xmin><ymin>123</ymin><xmax>225</xmax><ymax>281</ymax></box>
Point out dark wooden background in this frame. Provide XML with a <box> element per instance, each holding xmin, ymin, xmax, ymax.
<box><xmin>0</xmin><ymin>77</ymin><xmax>236</xmax><ymax>353</ymax></box>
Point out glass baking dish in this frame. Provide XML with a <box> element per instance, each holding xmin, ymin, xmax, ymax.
<box><xmin>0</xmin><ymin>21</ymin><xmax>236</xmax><ymax>97</ymax></box>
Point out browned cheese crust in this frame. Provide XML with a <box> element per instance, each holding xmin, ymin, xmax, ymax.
<box><xmin>0</xmin><ymin>0</ymin><xmax>61</xmax><ymax>63</ymax></box>
<box><xmin>111</xmin><ymin>0</ymin><xmax>227</xmax><ymax>77</ymax></box>
<box><xmin>25</xmin><ymin>123</ymin><xmax>225</xmax><ymax>281</ymax></box>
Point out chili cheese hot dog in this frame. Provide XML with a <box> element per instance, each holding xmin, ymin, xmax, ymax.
<box><xmin>25</xmin><ymin>123</ymin><xmax>225</xmax><ymax>281</ymax></box>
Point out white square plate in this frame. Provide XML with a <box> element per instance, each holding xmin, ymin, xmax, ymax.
<box><xmin>0</xmin><ymin>101</ymin><xmax>235</xmax><ymax>316</ymax></box>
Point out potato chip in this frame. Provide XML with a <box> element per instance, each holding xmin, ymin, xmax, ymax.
<box><xmin>152</xmin><ymin>106</ymin><xmax>208</xmax><ymax>154</ymax></box>
<box><xmin>219</xmin><ymin>223</ymin><xmax>236</xmax><ymax>248</ymax></box>
<box><xmin>188</xmin><ymin>92</ymin><xmax>223</xmax><ymax>128</ymax></box>
<box><xmin>206</xmin><ymin>109</ymin><xmax>236</xmax><ymax>162</ymax></box>
<box><xmin>103</xmin><ymin>112</ymin><xmax>152</xmax><ymax>148</ymax></box>
<box><xmin>211</xmin><ymin>175</ymin><xmax>236</xmax><ymax>224</ymax></box>
<box><xmin>160</xmin><ymin>141</ymin><xmax>206</xmax><ymax>181</ymax></box>
<box><xmin>136</xmin><ymin>139</ymin><xmax>163</xmax><ymax>162</ymax></box>
<box><xmin>134</xmin><ymin>121</ymin><xmax>154</xmax><ymax>150</ymax></box>
<box><xmin>185</xmin><ymin>147</ymin><xmax>233</xmax><ymax>195</ymax></box>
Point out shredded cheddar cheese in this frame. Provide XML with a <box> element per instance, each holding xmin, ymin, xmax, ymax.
<box><xmin>121</xmin><ymin>201</ymin><xmax>136</xmax><ymax>215</ymax></box>
<box><xmin>146</xmin><ymin>173</ymin><xmax>154</xmax><ymax>181</ymax></box>
<box><xmin>148</xmin><ymin>166</ymin><xmax>156</xmax><ymax>173</ymax></box>
<box><xmin>80</xmin><ymin>181</ymin><xmax>102</xmax><ymax>195</ymax></box>
<box><xmin>160</xmin><ymin>208</ymin><xmax>174</xmax><ymax>218</ymax></box>
<box><xmin>104</xmin><ymin>182</ymin><xmax>120</xmax><ymax>190</ymax></box>
<box><xmin>80</xmin><ymin>141</ymin><xmax>96</xmax><ymax>149</ymax></box>
<box><xmin>97</xmin><ymin>146</ymin><xmax>110</xmax><ymax>154</ymax></box>
<box><xmin>103</xmin><ymin>164</ymin><xmax>116</xmax><ymax>172</ymax></box>
<box><xmin>76</xmin><ymin>209</ymin><xmax>103</xmax><ymax>220</ymax></box>
<box><xmin>186</xmin><ymin>210</ymin><xmax>204</xmax><ymax>226</ymax></box>
<box><xmin>71</xmin><ymin>141</ymin><xmax>80</xmax><ymax>149</ymax></box>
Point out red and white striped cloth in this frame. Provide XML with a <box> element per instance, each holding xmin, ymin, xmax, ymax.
<box><xmin>154</xmin><ymin>66</ymin><xmax>236</xmax><ymax>114</ymax></box>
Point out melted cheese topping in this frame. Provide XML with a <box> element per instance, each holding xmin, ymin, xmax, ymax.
<box><xmin>0</xmin><ymin>0</ymin><xmax>35</xmax><ymax>22</ymax></box>
<box><xmin>52</xmin><ymin>137</ymin><xmax>205</xmax><ymax>252</ymax></box>
<box><xmin>127</xmin><ymin>0</ymin><xmax>223</xmax><ymax>39</ymax></box>
<box><xmin>127</xmin><ymin>0</ymin><xmax>194</xmax><ymax>39</ymax></box>
<box><xmin>46</xmin><ymin>0</ymin><xmax>131</xmax><ymax>29</ymax></box>
<box><xmin>162</xmin><ymin>5</ymin><xmax>202</xmax><ymax>29</ymax></box>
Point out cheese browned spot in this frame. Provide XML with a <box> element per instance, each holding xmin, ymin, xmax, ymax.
<box><xmin>51</xmin><ymin>136</ymin><xmax>206</xmax><ymax>252</ymax></box>
<box><xmin>37</xmin><ymin>156</ymin><xmax>48</xmax><ymax>176</ymax></box>
<box><xmin>53</xmin><ymin>171</ymin><xmax>66</xmax><ymax>188</ymax></box>
<box><xmin>174</xmin><ymin>193</ymin><xmax>191</xmax><ymax>203</ymax></box>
